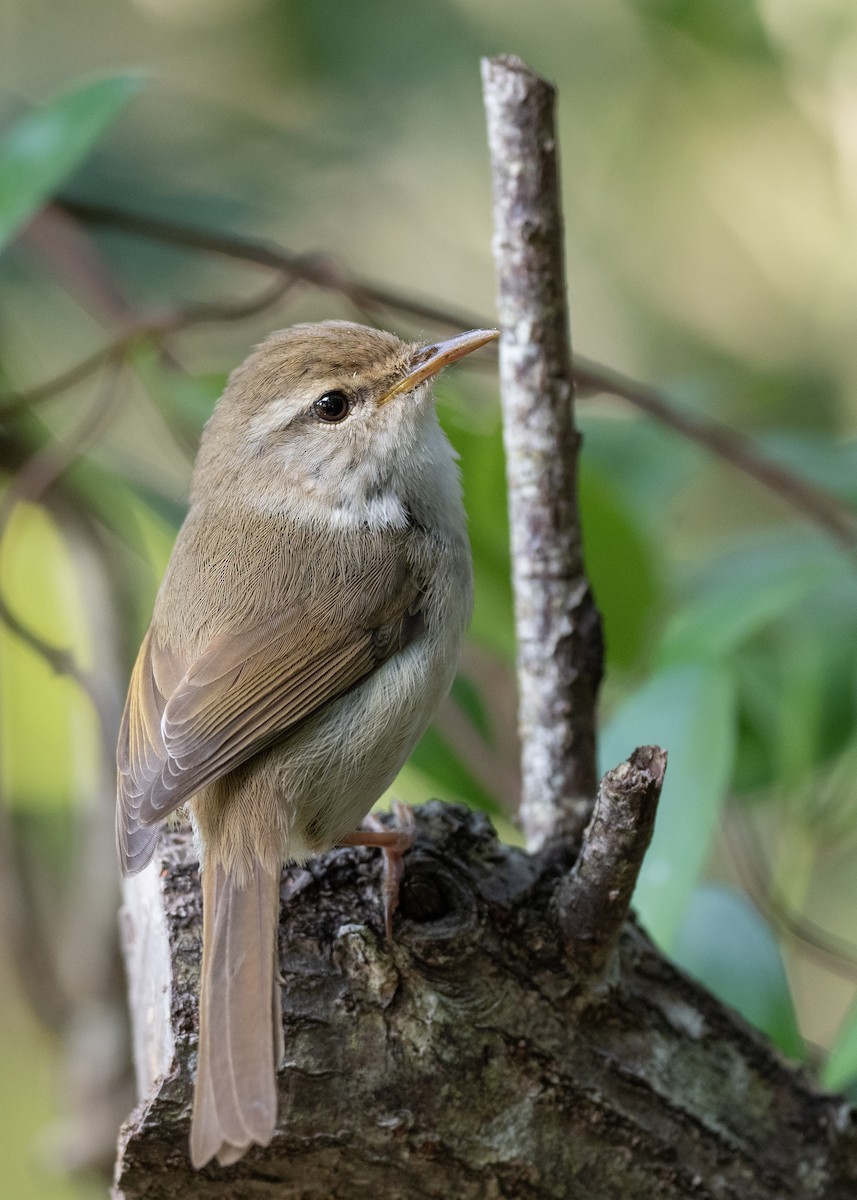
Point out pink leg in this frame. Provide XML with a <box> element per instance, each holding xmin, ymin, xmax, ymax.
<box><xmin>339</xmin><ymin>801</ymin><xmax>416</xmax><ymax>941</ymax></box>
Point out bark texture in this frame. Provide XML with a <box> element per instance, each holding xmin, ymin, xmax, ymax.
<box><xmin>115</xmin><ymin>797</ymin><xmax>857</xmax><ymax>1200</ymax></box>
<box><xmin>482</xmin><ymin>55</ymin><xmax>602</xmax><ymax>849</ymax></box>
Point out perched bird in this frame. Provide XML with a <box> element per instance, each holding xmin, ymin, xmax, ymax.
<box><xmin>115</xmin><ymin>320</ymin><xmax>497</xmax><ymax>1168</ymax></box>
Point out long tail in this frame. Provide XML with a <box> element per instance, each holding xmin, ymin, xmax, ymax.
<box><xmin>190</xmin><ymin>859</ymin><xmax>282</xmax><ymax>1169</ymax></box>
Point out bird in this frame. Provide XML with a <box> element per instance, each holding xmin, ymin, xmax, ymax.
<box><xmin>115</xmin><ymin>319</ymin><xmax>497</xmax><ymax>1168</ymax></box>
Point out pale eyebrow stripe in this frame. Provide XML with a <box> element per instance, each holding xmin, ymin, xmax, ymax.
<box><xmin>248</xmin><ymin>395</ymin><xmax>299</xmax><ymax>439</ymax></box>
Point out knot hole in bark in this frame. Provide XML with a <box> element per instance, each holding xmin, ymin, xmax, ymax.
<box><xmin>397</xmin><ymin>851</ymin><xmax>477</xmax><ymax>944</ymax></box>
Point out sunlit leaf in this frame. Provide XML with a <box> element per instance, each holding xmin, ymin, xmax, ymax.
<box><xmin>600</xmin><ymin>662</ymin><xmax>736</xmax><ymax>949</ymax></box>
<box><xmin>0</xmin><ymin>504</ymin><xmax>100</xmax><ymax>811</ymax></box>
<box><xmin>672</xmin><ymin>884</ymin><xmax>804</xmax><ymax>1060</ymax></box>
<box><xmin>0</xmin><ymin>73</ymin><xmax>144</xmax><ymax>253</ymax></box>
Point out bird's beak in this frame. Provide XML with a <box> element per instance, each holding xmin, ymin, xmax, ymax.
<box><xmin>377</xmin><ymin>328</ymin><xmax>499</xmax><ymax>406</ymax></box>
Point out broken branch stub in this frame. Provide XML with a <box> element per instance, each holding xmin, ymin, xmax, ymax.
<box><xmin>554</xmin><ymin>745</ymin><xmax>667</xmax><ymax>981</ymax></box>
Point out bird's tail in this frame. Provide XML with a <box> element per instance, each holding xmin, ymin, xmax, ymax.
<box><xmin>190</xmin><ymin>858</ymin><xmax>282</xmax><ymax>1169</ymax></box>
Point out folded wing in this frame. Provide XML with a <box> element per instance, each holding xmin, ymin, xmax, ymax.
<box><xmin>116</xmin><ymin>553</ymin><xmax>421</xmax><ymax>876</ymax></box>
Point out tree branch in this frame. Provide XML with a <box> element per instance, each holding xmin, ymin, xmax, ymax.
<box><xmin>555</xmin><ymin>745</ymin><xmax>666</xmax><ymax>979</ymax></box>
<box><xmin>115</xmin><ymin>804</ymin><xmax>857</xmax><ymax>1200</ymax></box>
<box><xmin>56</xmin><ymin>196</ymin><xmax>481</xmax><ymax>333</ymax></box>
<box><xmin>482</xmin><ymin>54</ymin><xmax>603</xmax><ymax>848</ymax></box>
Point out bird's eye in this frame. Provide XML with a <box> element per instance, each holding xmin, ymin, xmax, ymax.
<box><xmin>312</xmin><ymin>391</ymin><xmax>351</xmax><ymax>423</ymax></box>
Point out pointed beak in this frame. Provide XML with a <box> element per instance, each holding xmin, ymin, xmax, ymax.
<box><xmin>377</xmin><ymin>328</ymin><xmax>499</xmax><ymax>406</ymax></box>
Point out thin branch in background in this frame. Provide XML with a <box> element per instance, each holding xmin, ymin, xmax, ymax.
<box><xmin>0</xmin><ymin>337</ymin><xmax>134</xmax><ymax>419</ymax></box>
<box><xmin>57</xmin><ymin>195</ymin><xmax>483</xmax><ymax>333</ymax></box>
<box><xmin>24</xmin><ymin>204</ymin><xmax>138</xmax><ymax>327</ymax></box>
<box><xmin>434</xmin><ymin>696</ymin><xmax>520</xmax><ymax>816</ymax></box>
<box><xmin>482</xmin><ymin>53</ymin><xmax>603</xmax><ymax>847</ymax></box>
<box><xmin>0</xmin><ymin>595</ymin><xmax>97</xmax><ymax>703</ymax></box>
<box><xmin>724</xmin><ymin>808</ymin><xmax>857</xmax><ymax>982</ymax></box>
<box><xmin>0</xmin><ymin>273</ymin><xmax>296</xmax><ymax>421</ymax></box>
<box><xmin>0</xmin><ymin>354</ymin><xmax>126</xmax><ymax>721</ymax></box>
<box><xmin>3</xmin><ymin>199</ymin><xmax>854</xmax><ymax>554</ymax></box>
<box><xmin>170</xmin><ymin>270</ymin><xmax>297</xmax><ymax>327</ymax></box>
<box><xmin>573</xmin><ymin>357</ymin><xmax>857</xmax><ymax>552</ymax></box>
<box><xmin>0</xmin><ymin>356</ymin><xmax>125</xmax><ymax>517</ymax></box>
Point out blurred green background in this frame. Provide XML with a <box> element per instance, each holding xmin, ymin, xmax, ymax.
<box><xmin>3</xmin><ymin>1</ymin><xmax>857</xmax><ymax>1194</ymax></box>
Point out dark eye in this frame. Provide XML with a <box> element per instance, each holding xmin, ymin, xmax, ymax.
<box><xmin>312</xmin><ymin>390</ymin><xmax>351</xmax><ymax>423</ymax></box>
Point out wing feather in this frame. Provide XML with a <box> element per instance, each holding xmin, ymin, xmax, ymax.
<box><xmin>116</xmin><ymin>549</ymin><xmax>421</xmax><ymax>876</ymax></box>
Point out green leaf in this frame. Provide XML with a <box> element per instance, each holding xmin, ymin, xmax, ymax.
<box><xmin>408</xmin><ymin>722</ymin><xmax>503</xmax><ymax>818</ymax></box>
<box><xmin>599</xmin><ymin>662</ymin><xmax>736</xmax><ymax>949</ymax></box>
<box><xmin>439</xmin><ymin>393</ymin><xmax>515</xmax><ymax>659</ymax></box>
<box><xmin>672</xmin><ymin>884</ymin><xmax>804</xmax><ymax>1061</ymax></box>
<box><xmin>579</xmin><ymin>460</ymin><xmax>661</xmax><ymax>671</ymax></box>
<box><xmin>632</xmin><ymin>0</ymin><xmax>775</xmax><ymax>61</ymax></box>
<box><xmin>824</xmin><ymin>994</ymin><xmax>857</xmax><ymax>1093</ymax></box>
<box><xmin>0</xmin><ymin>73</ymin><xmax>144</xmax><ymax>253</ymax></box>
<box><xmin>577</xmin><ymin>412</ymin><xmax>701</xmax><ymax>529</ymax></box>
<box><xmin>756</xmin><ymin>431</ymin><xmax>857</xmax><ymax>506</ymax></box>
<box><xmin>659</xmin><ymin>537</ymin><xmax>846</xmax><ymax>666</ymax></box>
<box><xmin>450</xmin><ymin>672</ymin><xmax>492</xmax><ymax>744</ymax></box>
<box><xmin>133</xmin><ymin>346</ymin><xmax>226</xmax><ymax>434</ymax></box>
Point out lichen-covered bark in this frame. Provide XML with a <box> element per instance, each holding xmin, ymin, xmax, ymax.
<box><xmin>482</xmin><ymin>55</ymin><xmax>603</xmax><ymax>849</ymax></box>
<box><xmin>115</xmin><ymin>803</ymin><xmax>857</xmax><ymax>1200</ymax></box>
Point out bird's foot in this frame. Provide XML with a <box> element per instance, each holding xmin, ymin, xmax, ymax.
<box><xmin>339</xmin><ymin>800</ymin><xmax>415</xmax><ymax>941</ymax></box>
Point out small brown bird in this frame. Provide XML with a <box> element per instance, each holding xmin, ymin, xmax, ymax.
<box><xmin>116</xmin><ymin>320</ymin><xmax>497</xmax><ymax>1168</ymax></box>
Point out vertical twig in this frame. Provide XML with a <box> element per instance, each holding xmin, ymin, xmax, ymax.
<box><xmin>482</xmin><ymin>54</ymin><xmax>603</xmax><ymax>849</ymax></box>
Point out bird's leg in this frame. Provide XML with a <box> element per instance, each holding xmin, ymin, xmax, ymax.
<box><xmin>339</xmin><ymin>800</ymin><xmax>415</xmax><ymax>941</ymax></box>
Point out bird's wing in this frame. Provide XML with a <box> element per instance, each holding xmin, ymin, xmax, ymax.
<box><xmin>116</xmin><ymin>551</ymin><xmax>422</xmax><ymax>875</ymax></box>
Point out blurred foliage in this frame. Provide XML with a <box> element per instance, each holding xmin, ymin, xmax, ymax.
<box><xmin>0</xmin><ymin>74</ymin><xmax>143</xmax><ymax>253</ymax></box>
<box><xmin>0</xmin><ymin>503</ymin><xmax>101</xmax><ymax>812</ymax></box>
<box><xmin>672</xmin><ymin>883</ymin><xmax>804</xmax><ymax>1060</ymax></box>
<box><xmin>3</xmin><ymin>0</ymin><xmax>857</xmax><ymax>1194</ymax></box>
